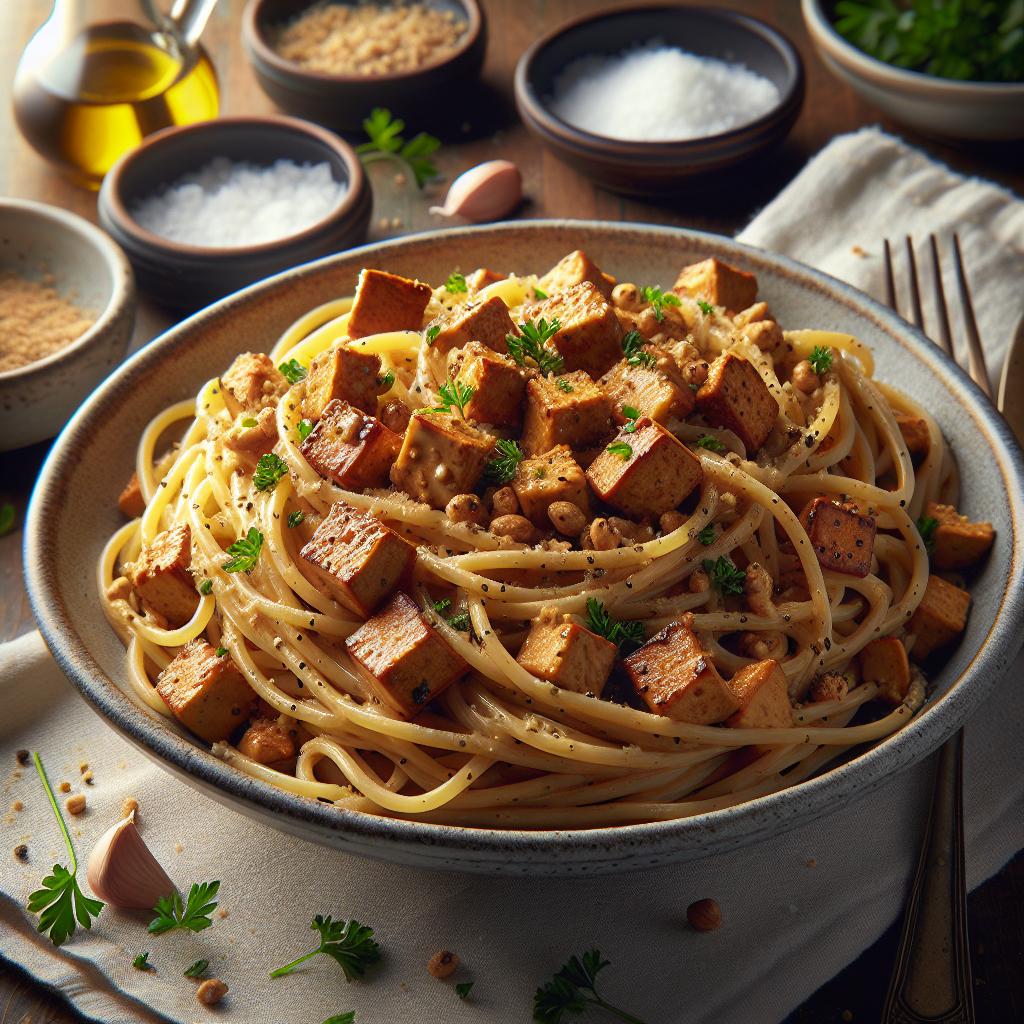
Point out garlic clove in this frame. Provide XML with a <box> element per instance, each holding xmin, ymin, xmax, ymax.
<box><xmin>429</xmin><ymin>160</ymin><xmax>522</xmax><ymax>223</ymax></box>
<box><xmin>86</xmin><ymin>811</ymin><xmax>176</xmax><ymax>909</ymax></box>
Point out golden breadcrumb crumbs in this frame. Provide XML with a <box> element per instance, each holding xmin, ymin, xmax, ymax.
<box><xmin>427</xmin><ymin>949</ymin><xmax>459</xmax><ymax>978</ymax></box>
<box><xmin>196</xmin><ymin>978</ymin><xmax>228</xmax><ymax>1006</ymax></box>
<box><xmin>122</xmin><ymin>796</ymin><xmax>140</xmax><ymax>818</ymax></box>
<box><xmin>65</xmin><ymin>793</ymin><xmax>87</xmax><ymax>815</ymax></box>
<box><xmin>59</xmin><ymin>781</ymin><xmax>71</xmax><ymax>793</ymax></box>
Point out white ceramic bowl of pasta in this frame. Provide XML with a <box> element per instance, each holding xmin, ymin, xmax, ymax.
<box><xmin>25</xmin><ymin>221</ymin><xmax>1024</xmax><ymax>875</ymax></box>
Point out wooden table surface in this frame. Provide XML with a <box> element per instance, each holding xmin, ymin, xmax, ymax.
<box><xmin>2</xmin><ymin>1</ymin><xmax>1022</xmax><ymax>1021</ymax></box>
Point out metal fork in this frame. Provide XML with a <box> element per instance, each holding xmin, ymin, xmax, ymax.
<box><xmin>880</xmin><ymin>234</ymin><xmax>988</xmax><ymax>1024</ymax></box>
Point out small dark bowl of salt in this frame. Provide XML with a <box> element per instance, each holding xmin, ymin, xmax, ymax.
<box><xmin>98</xmin><ymin>115</ymin><xmax>372</xmax><ymax>311</ymax></box>
<box><xmin>514</xmin><ymin>4</ymin><xmax>805</xmax><ymax>195</ymax></box>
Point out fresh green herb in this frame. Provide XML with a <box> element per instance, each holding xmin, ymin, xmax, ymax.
<box><xmin>484</xmin><ymin>438</ymin><xmax>525</xmax><ymax>484</ymax></box>
<box><xmin>556</xmin><ymin>378</ymin><xmax>574</xmax><ymax>393</ymax></box>
<box><xmin>279</xmin><ymin>358</ymin><xmax>307</xmax><ymax>384</ymax></box>
<box><xmin>506</xmin><ymin>318</ymin><xmax>564</xmax><ymax>375</ymax></box>
<box><xmin>427</xmin><ymin>377</ymin><xmax>474</xmax><ymax>418</ymax></box>
<box><xmin>149</xmin><ymin>881</ymin><xmax>220</xmax><ymax>935</ymax></box>
<box><xmin>0</xmin><ymin>502</ymin><xmax>15</xmax><ymax>536</ymax></box>
<box><xmin>426</xmin><ymin>325</ymin><xmax>441</xmax><ymax>346</ymax></box>
<box><xmin>834</xmin><ymin>0</ymin><xmax>1024</xmax><ymax>83</ymax></box>
<box><xmin>198</xmin><ymin>578</ymin><xmax>213</xmax><ymax>595</ymax></box>
<box><xmin>640</xmin><ymin>285</ymin><xmax>682</xmax><ymax>323</ymax></box>
<box><xmin>606</xmin><ymin>441</ymin><xmax>633</xmax><ymax>461</ymax></box>
<box><xmin>703</xmin><ymin>556</ymin><xmax>746</xmax><ymax>595</ymax></box>
<box><xmin>241</xmin><ymin>417</ymin><xmax>258</xmax><ymax>428</ymax></box>
<box><xmin>808</xmin><ymin>346</ymin><xmax>833</xmax><ymax>375</ymax></box>
<box><xmin>621</xmin><ymin>329</ymin><xmax>656</xmax><ymax>368</ymax></box>
<box><xmin>297</xmin><ymin>418</ymin><xmax>315</xmax><ymax>442</ymax></box>
<box><xmin>323</xmin><ymin>1015</ymin><xmax>356</xmax><ymax>1024</ymax></box>
<box><xmin>26</xmin><ymin>753</ymin><xmax>104</xmax><ymax>946</ymax></box>
<box><xmin>534</xmin><ymin>949</ymin><xmax>647</xmax><ymax>1024</ymax></box>
<box><xmin>455</xmin><ymin>981</ymin><xmax>474</xmax><ymax>1000</ymax></box>
<box><xmin>533</xmin><ymin>287</ymin><xmax>548</xmax><ymax>300</ymax></box>
<box><xmin>445</xmin><ymin>271</ymin><xmax>468</xmax><ymax>294</ymax></box>
<box><xmin>697</xmin><ymin>299</ymin><xmax>715</xmax><ymax>316</ymax></box>
<box><xmin>223</xmin><ymin>528</ymin><xmax>264</xmax><ymax>573</ymax></box>
<box><xmin>534</xmin><ymin>466</ymin><xmax>547</xmax><ymax>479</ymax></box>
<box><xmin>447</xmin><ymin>612</ymin><xmax>471</xmax><ymax>632</ymax></box>
<box><xmin>184</xmin><ymin>959</ymin><xmax>210</xmax><ymax>978</ymax></box>
<box><xmin>622</xmin><ymin>405</ymin><xmax>641</xmax><ymax>433</ymax></box>
<box><xmin>215</xmin><ymin>647</ymin><xmax>228</xmax><ymax>657</ymax></box>
<box><xmin>695</xmin><ymin>434</ymin><xmax>726</xmax><ymax>453</ymax></box>
<box><xmin>133</xmin><ymin>951</ymin><xmax>151</xmax><ymax>971</ymax></box>
<box><xmin>377</xmin><ymin>369</ymin><xmax>395</xmax><ymax>391</ymax></box>
<box><xmin>356</xmin><ymin>107</ymin><xmax>440</xmax><ymax>188</ymax></box>
<box><xmin>271</xmin><ymin>915</ymin><xmax>380</xmax><ymax>980</ymax></box>
<box><xmin>253</xmin><ymin>453</ymin><xmax>289</xmax><ymax>492</ymax></box>
<box><xmin>287</xmin><ymin>510</ymin><xmax>306</xmax><ymax>529</ymax></box>
<box><xmin>585</xmin><ymin>599</ymin><xmax>645</xmax><ymax>652</ymax></box>
<box><xmin>431</xmin><ymin>597</ymin><xmax>453</xmax><ymax>614</ymax></box>
<box><xmin>916</xmin><ymin>514</ymin><xmax>939</xmax><ymax>555</ymax></box>
<box><xmin>696</xmin><ymin>525</ymin><xmax>716</xmax><ymax>545</ymax></box>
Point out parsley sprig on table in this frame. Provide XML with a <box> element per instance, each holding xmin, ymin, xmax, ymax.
<box><xmin>808</xmin><ymin>346</ymin><xmax>833</xmax><ymax>375</ymax></box>
<box><xmin>184</xmin><ymin>959</ymin><xmax>210</xmax><ymax>978</ymax></box>
<box><xmin>253</xmin><ymin>453</ymin><xmax>289</xmax><ymax>492</ymax></box>
<box><xmin>507</xmin><ymin>318</ymin><xmax>564</xmax><ymax>375</ymax></box>
<box><xmin>279</xmin><ymin>358</ymin><xmax>307</xmax><ymax>384</ymax></box>
<box><xmin>916</xmin><ymin>514</ymin><xmax>939</xmax><ymax>555</ymax></box>
<box><xmin>133</xmin><ymin>952</ymin><xmax>152</xmax><ymax>970</ymax></box>
<box><xmin>534</xmin><ymin>949</ymin><xmax>647</xmax><ymax>1024</ymax></box>
<box><xmin>484</xmin><ymin>438</ymin><xmax>525</xmax><ymax>484</ymax></box>
<box><xmin>149</xmin><ymin>880</ymin><xmax>219</xmax><ymax>935</ymax></box>
<box><xmin>455</xmin><ymin>981</ymin><xmax>474</xmax><ymax>1000</ymax></box>
<box><xmin>640</xmin><ymin>285</ymin><xmax>682</xmax><ymax>323</ymax></box>
<box><xmin>703</xmin><ymin>555</ymin><xmax>746</xmax><ymax>595</ymax></box>
<box><xmin>323</xmin><ymin>1015</ymin><xmax>356</xmax><ymax>1024</ymax></box>
<box><xmin>271</xmin><ymin>915</ymin><xmax>380</xmax><ymax>981</ymax></box>
<box><xmin>223</xmin><ymin>528</ymin><xmax>264</xmax><ymax>573</ymax></box>
<box><xmin>356</xmin><ymin>107</ymin><xmax>440</xmax><ymax>188</ymax></box>
<box><xmin>26</xmin><ymin>753</ymin><xmax>104</xmax><ymax>946</ymax></box>
<box><xmin>621</xmin><ymin>330</ymin><xmax>656</xmax><ymax>368</ymax></box>
<box><xmin>585</xmin><ymin>599</ymin><xmax>645</xmax><ymax>653</ymax></box>
<box><xmin>426</xmin><ymin>378</ymin><xmax>474</xmax><ymax>418</ymax></box>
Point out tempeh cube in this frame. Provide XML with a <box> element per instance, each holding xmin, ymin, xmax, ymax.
<box><xmin>345</xmin><ymin>592</ymin><xmax>468</xmax><ymax>718</ymax></box>
<box><xmin>586</xmin><ymin>419</ymin><xmax>703</xmax><ymax>519</ymax></box>
<box><xmin>156</xmin><ymin>639</ymin><xmax>255</xmax><ymax>742</ymax></box>
<box><xmin>537</xmin><ymin>249</ymin><xmax>616</xmax><ymax>300</ymax></box>
<box><xmin>673</xmin><ymin>257</ymin><xmax>758</xmax><ymax>314</ymax></box>
<box><xmin>527</xmin><ymin>283</ymin><xmax>624</xmax><ymax>379</ymax></box>
<box><xmin>220</xmin><ymin>352</ymin><xmax>288</xmax><ymax>416</ymax></box>
<box><xmin>128</xmin><ymin>524</ymin><xmax>198</xmax><ymax>626</ymax></box>
<box><xmin>512</xmin><ymin>445</ymin><xmax>591</xmax><ymax>527</ymax></box>
<box><xmin>516</xmin><ymin>608</ymin><xmax>617</xmax><ymax>696</ymax></box>
<box><xmin>624</xmin><ymin>618</ymin><xmax>739</xmax><ymax>724</ymax></box>
<box><xmin>300</xmin><ymin>502</ymin><xmax>414</xmax><ymax>617</ymax></box>
<box><xmin>799</xmin><ymin>497</ymin><xmax>877</xmax><ymax>578</ymax></box>
<box><xmin>390</xmin><ymin>412</ymin><xmax>493</xmax><ymax>509</ymax></box>
<box><xmin>425</xmin><ymin>295</ymin><xmax>516</xmax><ymax>355</ymax></box>
<box><xmin>521</xmin><ymin>371</ymin><xmax>613</xmax><ymax>455</ymax></box>
<box><xmin>348</xmin><ymin>268</ymin><xmax>432</xmax><ymax>338</ymax></box>
<box><xmin>908</xmin><ymin>575</ymin><xmax>971</xmax><ymax>660</ymax></box>
<box><xmin>238</xmin><ymin>717</ymin><xmax>297</xmax><ymax>766</ymax></box>
<box><xmin>300</xmin><ymin>399</ymin><xmax>402</xmax><ymax>490</ymax></box>
<box><xmin>302</xmin><ymin>345</ymin><xmax>382</xmax><ymax>419</ymax></box>
<box><xmin>696</xmin><ymin>352</ymin><xmax>778</xmax><ymax>453</ymax></box>
<box><xmin>448</xmin><ymin>341</ymin><xmax>526</xmax><ymax>426</ymax></box>
<box><xmin>925</xmin><ymin>501</ymin><xmax>995</xmax><ymax>570</ymax></box>
<box><xmin>599</xmin><ymin>357</ymin><xmax>695</xmax><ymax>422</ymax></box>
<box><xmin>858</xmin><ymin>637</ymin><xmax>911</xmax><ymax>706</ymax></box>
<box><xmin>895</xmin><ymin>413</ymin><xmax>930</xmax><ymax>459</ymax></box>
<box><xmin>726</xmin><ymin>659</ymin><xmax>793</xmax><ymax>729</ymax></box>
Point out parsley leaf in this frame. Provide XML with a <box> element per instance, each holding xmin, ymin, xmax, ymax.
<box><xmin>253</xmin><ymin>453</ymin><xmax>289</xmax><ymax>492</ymax></box>
<box><xmin>485</xmin><ymin>439</ymin><xmax>525</xmax><ymax>484</ymax></box>
<box><xmin>506</xmin><ymin>318</ymin><xmax>564</xmax><ymax>375</ymax></box>
<box><xmin>241</xmin><ymin>417</ymin><xmax>258</xmax><ymax>428</ymax></box>
<box><xmin>533</xmin><ymin>286</ymin><xmax>548</xmax><ymax>300</ymax></box>
<box><xmin>916</xmin><ymin>515</ymin><xmax>939</xmax><ymax>555</ymax></box>
<box><xmin>0</xmin><ymin>502</ymin><xmax>15</xmax><ymax>536</ymax></box>
<box><xmin>556</xmin><ymin>378</ymin><xmax>574</xmax><ymax>393</ymax></box>
<box><xmin>323</xmin><ymin>1015</ymin><xmax>356</xmax><ymax>1024</ymax></box>
<box><xmin>198</xmin><ymin>578</ymin><xmax>213</xmax><ymax>595</ymax></box>
<box><xmin>695</xmin><ymin>434</ymin><xmax>726</xmax><ymax>453</ymax></box>
<box><xmin>426</xmin><ymin>324</ymin><xmax>441</xmax><ymax>346</ymax></box>
<box><xmin>696</xmin><ymin>525</ymin><xmax>716</xmax><ymax>545</ymax></box>
<box><xmin>622</xmin><ymin>406</ymin><xmax>641</xmax><ymax>433</ymax></box>
<box><xmin>271</xmin><ymin>915</ymin><xmax>380</xmax><ymax>981</ymax></box>
<box><xmin>297</xmin><ymin>418</ymin><xmax>315</xmax><ymax>442</ymax></box>
<box><xmin>703</xmin><ymin>556</ymin><xmax>746</xmax><ymax>595</ymax></box>
<box><xmin>447</xmin><ymin>612</ymin><xmax>471</xmax><ymax>632</ymax></box>
<box><xmin>184</xmin><ymin>959</ymin><xmax>209</xmax><ymax>978</ymax></box>
<box><xmin>279</xmin><ymin>358</ymin><xmax>307</xmax><ymax>384</ymax></box>
<box><xmin>148</xmin><ymin>880</ymin><xmax>219</xmax><ymax>935</ymax></box>
<box><xmin>640</xmin><ymin>285</ymin><xmax>682</xmax><ymax>323</ymax></box>
<box><xmin>427</xmin><ymin>377</ymin><xmax>474</xmax><ymax>418</ymax></box>
<box><xmin>808</xmin><ymin>346</ymin><xmax>833</xmax><ymax>375</ymax></box>
<box><xmin>534</xmin><ymin>949</ymin><xmax>646</xmax><ymax>1024</ymax></box>
<box><xmin>223</xmin><ymin>528</ymin><xmax>264</xmax><ymax>573</ymax></box>
<box><xmin>456</xmin><ymin>981</ymin><xmax>474</xmax><ymax>1000</ymax></box>
<box><xmin>287</xmin><ymin>510</ymin><xmax>305</xmax><ymax>528</ymax></box>
<box><xmin>26</xmin><ymin>753</ymin><xmax>104</xmax><ymax>946</ymax></box>
<box><xmin>445</xmin><ymin>271</ymin><xmax>468</xmax><ymax>294</ymax></box>
<box><xmin>133</xmin><ymin>951</ymin><xmax>151</xmax><ymax>970</ymax></box>
<box><xmin>697</xmin><ymin>299</ymin><xmax>715</xmax><ymax>316</ymax></box>
<box><xmin>621</xmin><ymin>330</ymin><xmax>656</xmax><ymax>368</ymax></box>
<box><xmin>606</xmin><ymin>441</ymin><xmax>633</xmax><ymax>461</ymax></box>
<box><xmin>215</xmin><ymin>646</ymin><xmax>228</xmax><ymax>657</ymax></box>
<box><xmin>585</xmin><ymin>598</ymin><xmax>645</xmax><ymax>653</ymax></box>
<box><xmin>356</xmin><ymin>107</ymin><xmax>440</xmax><ymax>188</ymax></box>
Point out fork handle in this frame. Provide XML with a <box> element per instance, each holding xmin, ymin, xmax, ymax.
<box><xmin>882</xmin><ymin>730</ymin><xmax>974</xmax><ymax>1023</ymax></box>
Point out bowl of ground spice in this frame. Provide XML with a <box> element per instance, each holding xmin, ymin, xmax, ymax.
<box><xmin>514</xmin><ymin>5</ymin><xmax>804</xmax><ymax>195</ymax></box>
<box><xmin>0</xmin><ymin>198</ymin><xmax>135</xmax><ymax>451</ymax></box>
<box><xmin>242</xmin><ymin>0</ymin><xmax>487</xmax><ymax>133</ymax></box>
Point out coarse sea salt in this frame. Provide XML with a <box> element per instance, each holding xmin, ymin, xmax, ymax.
<box><xmin>131</xmin><ymin>157</ymin><xmax>347</xmax><ymax>248</ymax></box>
<box><xmin>549</xmin><ymin>43</ymin><xmax>781</xmax><ymax>142</ymax></box>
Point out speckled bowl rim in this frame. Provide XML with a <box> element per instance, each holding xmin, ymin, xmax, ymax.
<box><xmin>514</xmin><ymin>3</ymin><xmax>805</xmax><ymax>155</ymax></box>
<box><xmin>25</xmin><ymin>221</ymin><xmax>1024</xmax><ymax>874</ymax></box>
<box><xmin>0</xmin><ymin>198</ymin><xmax>135</xmax><ymax>383</ymax></box>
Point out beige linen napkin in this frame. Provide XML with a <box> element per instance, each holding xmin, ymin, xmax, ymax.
<box><xmin>3</xmin><ymin>128</ymin><xmax>1023</xmax><ymax>1024</ymax></box>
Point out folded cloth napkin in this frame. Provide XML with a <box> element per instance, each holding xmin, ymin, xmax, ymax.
<box><xmin>3</xmin><ymin>128</ymin><xmax>1023</xmax><ymax>1024</ymax></box>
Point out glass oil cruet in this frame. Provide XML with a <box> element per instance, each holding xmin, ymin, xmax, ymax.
<box><xmin>13</xmin><ymin>0</ymin><xmax>220</xmax><ymax>189</ymax></box>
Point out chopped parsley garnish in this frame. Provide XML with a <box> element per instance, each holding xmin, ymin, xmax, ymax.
<box><xmin>447</xmin><ymin>612</ymin><xmax>471</xmax><ymax>632</ymax></box>
<box><xmin>0</xmin><ymin>502</ymin><xmax>15</xmax><ymax>536</ymax></box>
<box><xmin>427</xmin><ymin>377</ymin><xmax>474</xmax><ymax>418</ymax></box>
<box><xmin>253</xmin><ymin>452</ymin><xmax>289</xmax><ymax>492</ymax></box>
<box><xmin>26</xmin><ymin>752</ymin><xmax>104</xmax><ymax>945</ymax></box>
<box><xmin>445</xmin><ymin>271</ymin><xmax>468</xmax><ymax>294</ymax></box>
<box><xmin>456</xmin><ymin>981</ymin><xmax>474</xmax><ymax>1000</ymax></box>
<box><xmin>198</xmin><ymin>578</ymin><xmax>213</xmax><ymax>595</ymax></box>
<box><xmin>278</xmin><ymin>358</ymin><xmax>307</xmax><ymax>384</ymax></box>
<box><xmin>534</xmin><ymin>949</ymin><xmax>646</xmax><ymax>1024</ymax></box>
<box><xmin>297</xmin><ymin>418</ymin><xmax>315</xmax><ymax>442</ymax></box>
<box><xmin>429</xmin><ymin>597</ymin><xmax>471</xmax><ymax>633</ymax></box>
<box><xmin>606</xmin><ymin>441</ymin><xmax>633</xmax><ymax>461</ymax></box>
<box><xmin>215</xmin><ymin>647</ymin><xmax>228</xmax><ymax>657</ymax></box>
<box><xmin>377</xmin><ymin>369</ymin><xmax>395</xmax><ymax>391</ymax></box>
<box><xmin>271</xmin><ymin>915</ymin><xmax>380</xmax><ymax>980</ymax></box>
<box><xmin>621</xmin><ymin>330</ymin><xmax>656</xmax><ymax>368</ymax></box>
<box><xmin>223</xmin><ymin>528</ymin><xmax>264</xmax><ymax>573</ymax></box>
<box><xmin>533</xmin><ymin>286</ymin><xmax>548</xmax><ymax>300</ymax></box>
<box><xmin>808</xmin><ymin>346</ymin><xmax>833</xmax><ymax>375</ymax></box>
<box><xmin>585</xmin><ymin>599</ymin><xmax>645</xmax><ymax>652</ymax></box>
<box><xmin>695</xmin><ymin>434</ymin><xmax>726</xmax><ymax>453</ymax></box>
<box><xmin>132</xmin><ymin>951</ymin><xmax>151</xmax><ymax>971</ymax></box>
<box><xmin>697</xmin><ymin>299</ymin><xmax>715</xmax><ymax>316</ymax></box>
<box><xmin>287</xmin><ymin>510</ymin><xmax>306</xmax><ymax>528</ymax></box>
<box><xmin>506</xmin><ymin>318</ymin><xmax>564</xmax><ymax>375</ymax></box>
<box><xmin>431</xmin><ymin>598</ymin><xmax>453</xmax><ymax>614</ymax></box>
<box><xmin>622</xmin><ymin>406</ymin><xmax>641</xmax><ymax>433</ymax></box>
<box><xmin>184</xmin><ymin>959</ymin><xmax>210</xmax><ymax>978</ymax></box>
<box><xmin>356</xmin><ymin>107</ymin><xmax>440</xmax><ymax>189</ymax></box>
<box><xmin>916</xmin><ymin>515</ymin><xmax>939</xmax><ymax>555</ymax></box>
<box><xmin>426</xmin><ymin>324</ymin><xmax>441</xmax><ymax>346</ymax></box>
<box><xmin>149</xmin><ymin>880</ymin><xmax>220</xmax><ymax>935</ymax></box>
<box><xmin>703</xmin><ymin>556</ymin><xmax>746</xmax><ymax>595</ymax></box>
<box><xmin>484</xmin><ymin>438</ymin><xmax>525</xmax><ymax>484</ymax></box>
<box><xmin>696</xmin><ymin>525</ymin><xmax>716</xmax><ymax>546</ymax></box>
<box><xmin>556</xmin><ymin>378</ymin><xmax>574</xmax><ymax>393</ymax></box>
<box><xmin>641</xmin><ymin>285</ymin><xmax>682</xmax><ymax>323</ymax></box>
<box><xmin>241</xmin><ymin>417</ymin><xmax>258</xmax><ymax>428</ymax></box>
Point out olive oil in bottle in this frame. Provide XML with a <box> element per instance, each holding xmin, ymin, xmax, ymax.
<box><xmin>14</xmin><ymin>21</ymin><xmax>219</xmax><ymax>189</ymax></box>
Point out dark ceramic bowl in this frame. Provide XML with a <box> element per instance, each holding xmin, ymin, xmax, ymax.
<box><xmin>514</xmin><ymin>4</ymin><xmax>805</xmax><ymax>195</ymax></box>
<box><xmin>242</xmin><ymin>0</ymin><xmax>487</xmax><ymax>135</ymax></box>
<box><xmin>98</xmin><ymin>116</ymin><xmax>372</xmax><ymax>311</ymax></box>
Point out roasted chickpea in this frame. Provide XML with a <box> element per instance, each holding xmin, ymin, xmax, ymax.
<box><xmin>608</xmin><ymin>516</ymin><xmax>653</xmax><ymax>543</ymax></box>
<box><xmin>744</xmin><ymin>563</ymin><xmax>776</xmax><ymax>617</ymax></box>
<box><xmin>682</xmin><ymin>359</ymin><xmax>709</xmax><ymax>388</ymax></box>
<box><xmin>589</xmin><ymin>517</ymin><xmax>622</xmax><ymax>551</ymax></box>
<box><xmin>548</xmin><ymin>501</ymin><xmax>587</xmax><ymax>537</ymax></box>
<box><xmin>379</xmin><ymin>398</ymin><xmax>411</xmax><ymax>433</ymax></box>
<box><xmin>611</xmin><ymin>282</ymin><xmax>642</xmax><ymax>312</ymax></box>
<box><xmin>196</xmin><ymin>979</ymin><xmax>228</xmax><ymax>1006</ymax></box>
<box><xmin>427</xmin><ymin>950</ymin><xmax>460</xmax><ymax>979</ymax></box>
<box><xmin>792</xmin><ymin>360</ymin><xmax>820</xmax><ymax>394</ymax></box>
<box><xmin>659</xmin><ymin>511</ymin><xmax>687</xmax><ymax>534</ymax></box>
<box><xmin>687</xmin><ymin>898</ymin><xmax>722</xmax><ymax>932</ymax></box>
<box><xmin>490</xmin><ymin>486</ymin><xmax>520</xmax><ymax>517</ymax></box>
<box><xmin>689</xmin><ymin>568</ymin><xmax>710</xmax><ymax>593</ymax></box>
<box><xmin>446</xmin><ymin>494</ymin><xmax>485</xmax><ymax>525</ymax></box>
<box><xmin>490</xmin><ymin>514</ymin><xmax>536</xmax><ymax>544</ymax></box>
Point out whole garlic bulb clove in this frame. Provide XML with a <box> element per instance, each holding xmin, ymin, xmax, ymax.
<box><xmin>86</xmin><ymin>811</ymin><xmax>176</xmax><ymax>909</ymax></box>
<box><xmin>429</xmin><ymin>160</ymin><xmax>522</xmax><ymax>223</ymax></box>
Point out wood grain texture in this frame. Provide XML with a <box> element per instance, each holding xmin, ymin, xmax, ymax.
<box><xmin>1</xmin><ymin>0</ymin><xmax>1021</xmax><ymax>1020</ymax></box>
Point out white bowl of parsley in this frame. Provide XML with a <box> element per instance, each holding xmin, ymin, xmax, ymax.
<box><xmin>802</xmin><ymin>0</ymin><xmax>1024</xmax><ymax>140</ymax></box>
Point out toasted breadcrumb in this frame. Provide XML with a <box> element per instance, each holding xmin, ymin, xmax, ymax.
<box><xmin>65</xmin><ymin>793</ymin><xmax>87</xmax><ymax>815</ymax></box>
<box><xmin>427</xmin><ymin>949</ymin><xmax>460</xmax><ymax>978</ymax></box>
